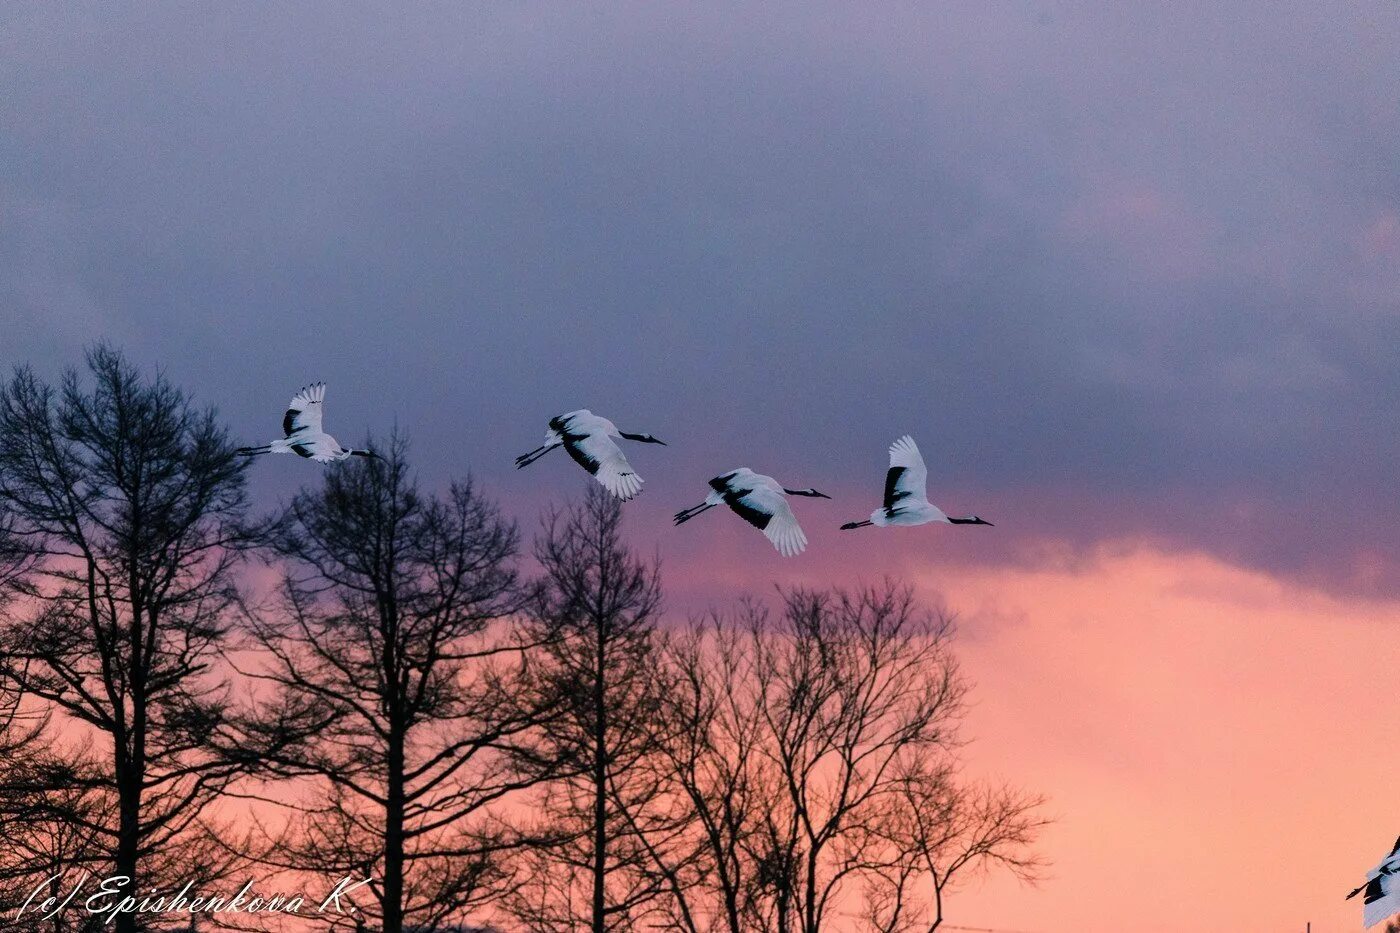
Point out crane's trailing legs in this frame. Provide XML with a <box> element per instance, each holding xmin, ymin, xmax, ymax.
<box><xmin>515</xmin><ymin>442</ymin><xmax>561</xmax><ymax>469</ymax></box>
<box><xmin>673</xmin><ymin>502</ymin><xmax>716</xmax><ymax>525</ymax></box>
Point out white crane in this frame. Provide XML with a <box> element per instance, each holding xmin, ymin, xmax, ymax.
<box><xmin>237</xmin><ymin>383</ymin><xmax>377</xmax><ymax>463</ymax></box>
<box><xmin>515</xmin><ymin>409</ymin><xmax>665</xmax><ymax>501</ymax></box>
<box><xmin>839</xmin><ymin>435</ymin><xmax>991</xmax><ymax>530</ymax></box>
<box><xmin>673</xmin><ymin>468</ymin><xmax>830</xmax><ymax>557</ymax></box>
<box><xmin>1348</xmin><ymin>836</ymin><xmax>1400</xmax><ymax>928</ymax></box>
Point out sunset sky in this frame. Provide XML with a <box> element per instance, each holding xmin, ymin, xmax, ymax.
<box><xmin>5</xmin><ymin>2</ymin><xmax>1400</xmax><ymax>930</ymax></box>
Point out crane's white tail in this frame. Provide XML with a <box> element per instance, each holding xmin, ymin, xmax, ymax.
<box><xmin>674</xmin><ymin>503</ymin><xmax>714</xmax><ymax>525</ymax></box>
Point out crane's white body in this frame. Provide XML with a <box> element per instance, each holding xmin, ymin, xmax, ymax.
<box><xmin>676</xmin><ymin>467</ymin><xmax>826</xmax><ymax>557</ymax></box>
<box><xmin>517</xmin><ymin>409</ymin><xmax>665</xmax><ymax>501</ymax></box>
<box><xmin>843</xmin><ymin>436</ymin><xmax>990</xmax><ymax>530</ymax></box>
<box><xmin>241</xmin><ymin>383</ymin><xmax>366</xmax><ymax>463</ymax></box>
<box><xmin>1349</xmin><ymin>836</ymin><xmax>1400</xmax><ymax>928</ymax></box>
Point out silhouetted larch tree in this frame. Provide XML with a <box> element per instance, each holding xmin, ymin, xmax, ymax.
<box><xmin>0</xmin><ymin>347</ymin><xmax>259</xmax><ymax>933</ymax></box>
<box><xmin>237</xmin><ymin>436</ymin><xmax>552</xmax><ymax>933</ymax></box>
<box><xmin>0</xmin><ymin>513</ymin><xmax>103</xmax><ymax>933</ymax></box>
<box><xmin>508</xmin><ymin>488</ymin><xmax>675</xmax><ymax>933</ymax></box>
<box><xmin>0</xmin><ymin>673</ymin><xmax>106</xmax><ymax>933</ymax></box>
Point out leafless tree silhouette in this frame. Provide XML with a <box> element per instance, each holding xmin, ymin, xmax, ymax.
<box><xmin>234</xmin><ymin>435</ymin><xmax>555</xmax><ymax>933</ymax></box>
<box><xmin>0</xmin><ymin>504</ymin><xmax>116</xmax><ymax>933</ymax></box>
<box><xmin>506</xmin><ymin>488</ymin><xmax>676</xmax><ymax>933</ymax></box>
<box><xmin>0</xmin><ymin>669</ymin><xmax>105</xmax><ymax>933</ymax></box>
<box><xmin>0</xmin><ymin>347</ymin><xmax>261</xmax><ymax>933</ymax></box>
<box><xmin>643</xmin><ymin>613</ymin><xmax>767</xmax><ymax>933</ymax></box>
<box><xmin>862</xmin><ymin>761</ymin><xmax>1046</xmax><ymax>932</ymax></box>
<box><xmin>639</xmin><ymin>582</ymin><xmax>1046</xmax><ymax>933</ymax></box>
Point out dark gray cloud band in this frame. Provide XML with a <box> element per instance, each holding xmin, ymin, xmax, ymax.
<box><xmin>3</xmin><ymin>1</ymin><xmax>1398</xmax><ymax>591</ymax></box>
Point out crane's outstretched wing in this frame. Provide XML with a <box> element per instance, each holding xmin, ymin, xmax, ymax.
<box><xmin>1350</xmin><ymin>839</ymin><xmax>1400</xmax><ymax>928</ymax></box>
<box><xmin>563</xmin><ymin>432</ymin><xmax>643</xmax><ymax>500</ymax></box>
<box><xmin>883</xmin><ymin>435</ymin><xmax>928</xmax><ymax>511</ymax></box>
<box><xmin>548</xmin><ymin>410</ymin><xmax>589</xmax><ymax>441</ymax></box>
<box><xmin>1362</xmin><ymin>873</ymin><xmax>1400</xmax><ymax>929</ymax></box>
<box><xmin>284</xmin><ymin>383</ymin><xmax>326</xmax><ymax>437</ymax></box>
<box><xmin>718</xmin><ymin>480</ymin><xmax>807</xmax><ymax>557</ymax></box>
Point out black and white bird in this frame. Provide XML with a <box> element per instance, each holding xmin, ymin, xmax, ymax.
<box><xmin>237</xmin><ymin>383</ymin><xmax>377</xmax><ymax>463</ymax></box>
<box><xmin>515</xmin><ymin>410</ymin><xmax>665</xmax><ymax>501</ymax></box>
<box><xmin>1348</xmin><ymin>836</ymin><xmax>1400</xmax><ymax>928</ymax></box>
<box><xmin>673</xmin><ymin>468</ymin><xmax>830</xmax><ymax>557</ymax></box>
<box><xmin>840</xmin><ymin>435</ymin><xmax>991</xmax><ymax>531</ymax></box>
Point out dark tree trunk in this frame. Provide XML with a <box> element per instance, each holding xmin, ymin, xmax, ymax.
<box><xmin>591</xmin><ymin>628</ymin><xmax>608</xmax><ymax>933</ymax></box>
<box><xmin>113</xmin><ymin>751</ymin><xmax>142</xmax><ymax>933</ymax></box>
<box><xmin>384</xmin><ymin>727</ymin><xmax>405</xmax><ymax>933</ymax></box>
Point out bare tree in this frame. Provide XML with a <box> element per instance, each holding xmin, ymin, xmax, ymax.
<box><xmin>748</xmin><ymin>584</ymin><xmax>968</xmax><ymax>933</ymax></box>
<box><xmin>862</xmin><ymin>762</ymin><xmax>1046</xmax><ymax>933</ymax></box>
<box><xmin>507</xmin><ymin>488</ymin><xmax>675</xmax><ymax>933</ymax></box>
<box><xmin>639</xmin><ymin>582</ymin><xmax>1045</xmax><ymax>933</ymax></box>
<box><xmin>0</xmin><ymin>347</ymin><xmax>259</xmax><ymax>933</ymax></box>
<box><xmin>0</xmin><ymin>676</ymin><xmax>100</xmax><ymax>933</ymax></box>
<box><xmin>643</xmin><ymin>614</ymin><xmax>768</xmax><ymax>933</ymax></box>
<box><xmin>0</xmin><ymin>512</ymin><xmax>103</xmax><ymax>933</ymax></box>
<box><xmin>235</xmin><ymin>435</ymin><xmax>552</xmax><ymax>933</ymax></box>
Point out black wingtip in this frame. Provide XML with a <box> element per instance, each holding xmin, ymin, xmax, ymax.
<box><xmin>840</xmin><ymin>522</ymin><xmax>864</xmax><ymax>530</ymax></box>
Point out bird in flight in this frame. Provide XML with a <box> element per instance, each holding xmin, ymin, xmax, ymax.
<box><xmin>840</xmin><ymin>435</ymin><xmax>991</xmax><ymax>530</ymax></box>
<box><xmin>515</xmin><ymin>409</ymin><xmax>665</xmax><ymax>501</ymax></box>
<box><xmin>1348</xmin><ymin>835</ymin><xmax>1400</xmax><ymax>928</ymax></box>
<box><xmin>237</xmin><ymin>383</ymin><xmax>377</xmax><ymax>463</ymax></box>
<box><xmin>674</xmin><ymin>468</ymin><xmax>830</xmax><ymax>557</ymax></box>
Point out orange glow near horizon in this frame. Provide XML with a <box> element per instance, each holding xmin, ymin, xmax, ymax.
<box><xmin>889</xmin><ymin>545</ymin><xmax>1399</xmax><ymax>933</ymax></box>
